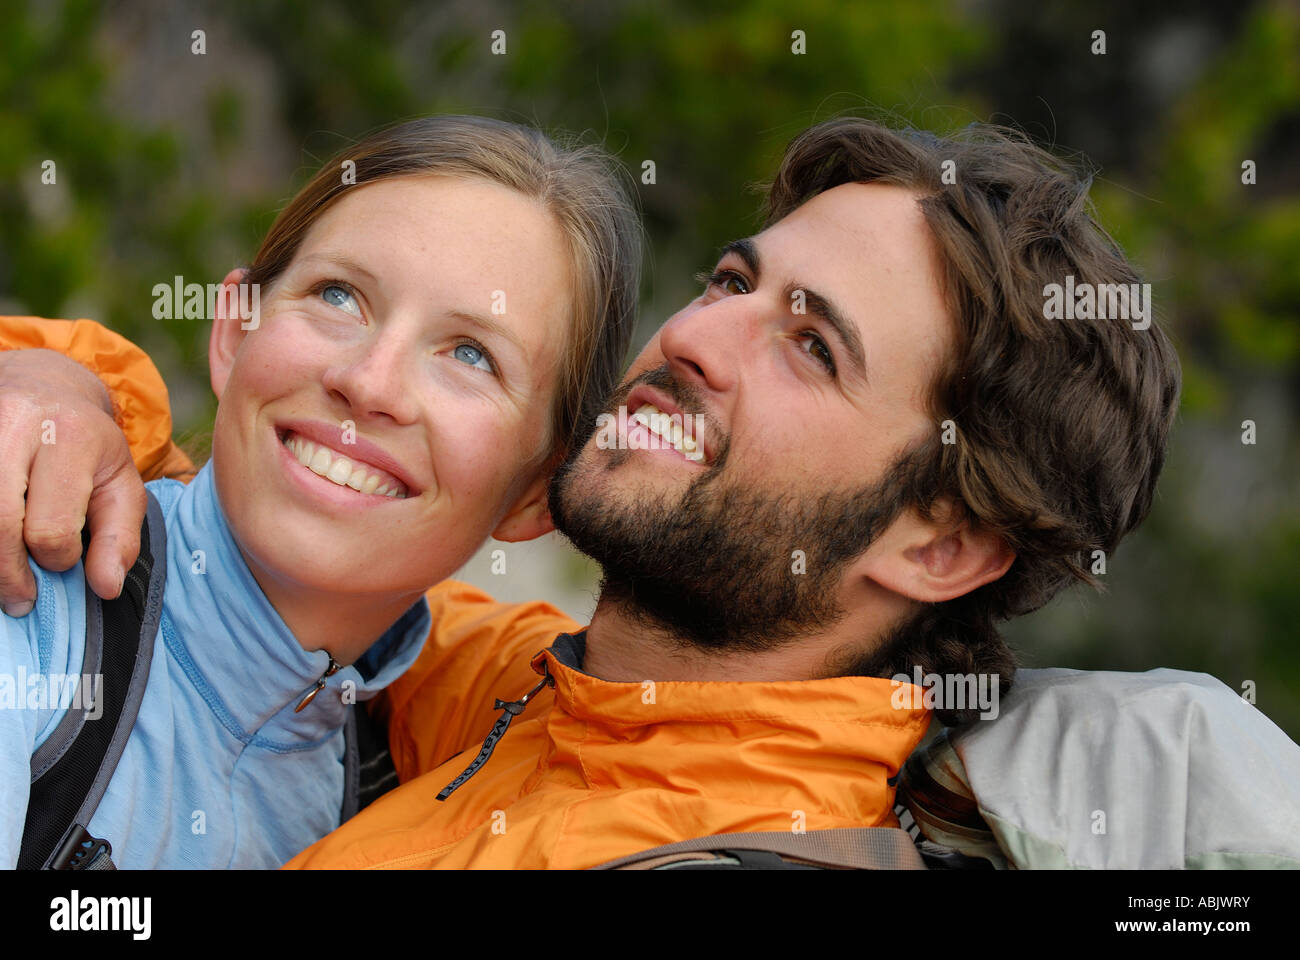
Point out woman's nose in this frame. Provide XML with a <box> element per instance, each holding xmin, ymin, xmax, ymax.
<box><xmin>320</xmin><ymin>329</ymin><xmax>421</xmax><ymax>424</ymax></box>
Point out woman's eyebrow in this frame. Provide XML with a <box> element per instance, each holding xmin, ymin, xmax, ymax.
<box><xmin>296</xmin><ymin>252</ymin><xmax>380</xmax><ymax>285</ymax></box>
<box><xmin>447</xmin><ymin>310</ymin><xmax>525</xmax><ymax>355</ymax></box>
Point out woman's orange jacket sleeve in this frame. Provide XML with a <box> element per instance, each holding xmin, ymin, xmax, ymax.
<box><xmin>0</xmin><ymin>316</ymin><xmax>196</xmax><ymax>482</ymax></box>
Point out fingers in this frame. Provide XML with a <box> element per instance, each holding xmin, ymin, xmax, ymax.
<box><xmin>0</xmin><ymin>496</ymin><xmax>37</xmax><ymax>619</ymax></box>
<box><xmin>27</xmin><ymin>411</ymin><xmax>145</xmax><ymax>601</ymax></box>
<box><xmin>0</xmin><ymin>348</ymin><xmax>140</xmax><ymax>614</ymax></box>
<box><xmin>22</xmin><ymin>428</ymin><xmax>94</xmax><ymax>573</ymax></box>
<box><xmin>83</xmin><ymin>462</ymin><xmax>146</xmax><ymax>601</ymax></box>
<box><xmin>0</xmin><ymin>393</ymin><xmax>40</xmax><ymax>616</ymax></box>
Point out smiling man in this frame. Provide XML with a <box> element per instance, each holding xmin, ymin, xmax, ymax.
<box><xmin>0</xmin><ymin>118</ymin><xmax>1183</xmax><ymax>868</ymax></box>
<box><xmin>553</xmin><ymin>179</ymin><xmax>1000</xmax><ymax>690</ymax></box>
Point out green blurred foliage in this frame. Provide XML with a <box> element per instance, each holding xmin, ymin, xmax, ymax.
<box><xmin>997</xmin><ymin>1</ymin><xmax>1300</xmax><ymax>739</ymax></box>
<box><xmin>1</xmin><ymin>0</ymin><xmax>1297</xmax><ymax>736</ymax></box>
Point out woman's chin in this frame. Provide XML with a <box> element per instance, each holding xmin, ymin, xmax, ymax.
<box><xmin>244</xmin><ymin>525</ymin><xmax>473</xmax><ymax>603</ymax></box>
<box><xmin>219</xmin><ymin>449</ymin><xmax>483</xmax><ymax>605</ymax></box>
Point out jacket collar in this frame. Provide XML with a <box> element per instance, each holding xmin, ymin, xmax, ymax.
<box><xmin>529</xmin><ymin>631</ymin><xmax>932</xmax><ymax>820</ymax></box>
<box><xmin>159</xmin><ymin>462</ymin><xmax>430</xmax><ymax>746</ymax></box>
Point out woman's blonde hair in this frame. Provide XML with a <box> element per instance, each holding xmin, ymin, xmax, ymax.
<box><xmin>245</xmin><ymin>115</ymin><xmax>642</xmax><ymax>460</ymax></box>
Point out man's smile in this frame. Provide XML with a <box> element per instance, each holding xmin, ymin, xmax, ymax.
<box><xmin>620</xmin><ymin>384</ymin><xmax>713</xmax><ymax>465</ymax></box>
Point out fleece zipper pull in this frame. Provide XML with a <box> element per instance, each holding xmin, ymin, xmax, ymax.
<box><xmin>436</xmin><ymin>671</ymin><xmax>555</xmax><ymax>801</ymax></box>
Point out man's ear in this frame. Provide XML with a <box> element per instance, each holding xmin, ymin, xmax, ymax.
<box><xmin>491</xmin><ymin>465</ymin><xmax>557</xmax><ymax>543</ymax></box>
<box><xmin>856</xmin><ymin>498</ymin><xmax>1015</xmax><ymax>604</ymax></box>
<box><xmin>209</xmin><ymin>267</ymin><xmax>253</xmax><ymax>400</ymax></box>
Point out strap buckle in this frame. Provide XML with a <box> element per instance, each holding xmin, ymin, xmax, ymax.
<box><xmin>48</xmin><ymin>824</ymin><xmax>115</xmax><ymax>870</ymax></box>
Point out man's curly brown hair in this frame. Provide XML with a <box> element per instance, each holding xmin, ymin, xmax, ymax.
<box><xmin>767</xmin><ymin>118</ymin><xmax>1182</xmax><ymax>725</ymax></box>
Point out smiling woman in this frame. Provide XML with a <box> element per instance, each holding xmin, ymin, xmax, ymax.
<box><xmin>245</xmin><ymin>115</ymin><xmax>639</xmax><ymax>459</ymax></box>
<box><xmin>0</xmin><ymin>115</ymin><xmax>642</xmax><ymax>869</ymax></box>
<box><xmin>211</xmin><ymin>174</ymin><xmax>590</xmax><ymax>655</ymax></box>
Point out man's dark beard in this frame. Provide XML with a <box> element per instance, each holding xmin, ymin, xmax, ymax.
<box><xmin>548</xmin><ymin>368</ymin><xmax>916</xmax><ymax>653</ymax></box>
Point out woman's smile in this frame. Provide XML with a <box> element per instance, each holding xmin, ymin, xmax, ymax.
<box><xmin>277</xmin><ymin>418</ymin><xmax>419</xmax><ymax>496</ymax></box>
<box><xmin>273</xmin><ymin>423</ymin><xmax>417</xmax><ymax>510</ymax></box>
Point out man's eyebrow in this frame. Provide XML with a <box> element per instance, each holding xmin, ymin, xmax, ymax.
<box><xmin>786</xmin><ymin>283</ymin><xmax>869</xmax><ymax>384</ymax></box>
<box><xmin>719</xmin><ymin>238</ymin><xmax>761</xmax><ymax>277</ymax></box>
<box><xmin>718</xmin><ymin>238</ymin><xmax>868</xmax><ymax>384</ymax></box>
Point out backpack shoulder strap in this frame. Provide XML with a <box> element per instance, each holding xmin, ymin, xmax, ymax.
<box><xmin>340</xmin><ymin>699</ymin><xmax>400</xmax><ymax>825</ymax></box>
<box><xmin>17</xmin><ymin>490</ymin><xmax>166</xmax><ymax>870</ymax></box>
<box><xmin>340</xmin><ymin>707</ymin><xmax>361</xmax><ymax>824</ymax></box>
<box><xmin>895</xmin><ymin>729</ymin><xmax>1004</xmax><ymax>869</ymax></box>
<box><xmin>591</xmin><ymin>826</ymin><xmax>929</xmax><ymax>870</ymax></box>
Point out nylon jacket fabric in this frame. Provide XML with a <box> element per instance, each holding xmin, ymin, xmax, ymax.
<box><xmin>285</xmin><ymin>588</ymin><xmax>933</xmax><ymax>869</ymax></box>
<box><xmin>945</xmin><ymin>667</ymin><xmax>1300</xmax><ymax>868</ymax></box>
<box><xmin>1</xmin><ymin>316</ymin><xmax>196</xmax><ymax>482</ymax></box>
<box><xmin>1</xmin><ymin>463</ymin><xmax>430</xmax><ymax>867</ymax></box>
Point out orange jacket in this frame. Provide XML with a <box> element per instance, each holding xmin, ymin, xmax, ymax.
<box><xmin>8</xmin><ymin>315</ymin><xmax>934</xmax><ymax>869</ymax></box>
<box><xmin>0</xmin><ymin>316</ymin><xmax>196</xmax><ymax>483</ymax></box>
<box><xmin>290</xmin><ymin>587</ymin><xmax>931</xmax><ymax>868</ymax></box>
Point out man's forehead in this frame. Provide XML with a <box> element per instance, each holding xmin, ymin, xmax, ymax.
<box><xmin>742</xmin><ymin>182</ymin><xmax>947</xmax><ymax>332</ymax></box>
<box><xmin>753</xmin><ymin>181</ymin><xmax>932</xmax><ymax>266</ymax></box>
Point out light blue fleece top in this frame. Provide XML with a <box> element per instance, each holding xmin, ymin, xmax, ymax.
<box><xmin>0</xmin><ymin>462</ymin><xmax>430</xmax><ymax>868</ymax></box>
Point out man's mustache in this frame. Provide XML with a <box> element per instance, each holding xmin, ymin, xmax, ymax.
<box><xmin>606</xmin><ymin>365</ymin><xmax>702</xmax><ymax>420</ymax></box>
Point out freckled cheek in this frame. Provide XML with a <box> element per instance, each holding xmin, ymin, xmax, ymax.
<box><xmin>433</xmin><ymin>417</ymin><xmax>544</xmax><ymax>508</ymax></box>
<box><xmin>234</xmin><ymin>329</ymin><xmax>333</xmax><ymax>397</ymax></box>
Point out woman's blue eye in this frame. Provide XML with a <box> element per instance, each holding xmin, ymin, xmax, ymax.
<box><xmin>320</xmin><ymin>283</ymin><xmax>361</xmax><ymax>316</ymax></box>
<box><xmin>453</xmin><ymin>342</ymin><xmax>494</xmax><ymax>373</ymax></box>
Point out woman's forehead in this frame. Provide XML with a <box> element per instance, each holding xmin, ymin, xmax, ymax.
<box><xmin>294</xmin><ymin>177</ymin><xmax>574</xmax><ymax>328</ymax></box>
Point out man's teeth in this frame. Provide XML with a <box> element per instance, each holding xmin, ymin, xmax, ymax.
<box><xmin>283</xmin><ymin>434</ymin><xmax>408</xmax><ymax>498</ymax></box>
<box><xmin>632</xmin><ymin>403</ymin><xmax>700</xmax><ymax>457</ymax></box>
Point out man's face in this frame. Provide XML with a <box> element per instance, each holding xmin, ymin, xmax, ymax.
<box><xmin>550</xmin><ymin>181</ymin><xmax>955</xmax><ymax>650</ymax></box>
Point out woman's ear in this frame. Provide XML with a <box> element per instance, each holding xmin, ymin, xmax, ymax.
<box><xmin>491</xmin><ymin>465</ymin><xmax>557</xmax><ymax>543</ymax></box>
<box><xmin>855</xmin><ymin>498</ymin><xmax>1015</xmax><ymax>604</ymax></box>
<box><xmin>209</xmin><ymin>267</ymin><xmax>254</xmax><ymax>400</ymax></box>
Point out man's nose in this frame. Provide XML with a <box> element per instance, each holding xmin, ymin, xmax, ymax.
<box><xmin>320</xmin><ymin>324</ymin><xmax>421</xmax><ymax>424</ymax></box>
<box><xmin>656</xmin><ymin>296</ymin><xmax>761</xmax><ymax>397</ymax></box>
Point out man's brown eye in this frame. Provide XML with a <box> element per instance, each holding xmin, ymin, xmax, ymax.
<box><xmin>798</xmin><ymin>333</ymin><xmax>837</xmax><ymax>376</ymax></box>
<box><xmin>695</xmin><ymin>269</ymin><xmax>751</xmax><ymax>296</ymax></box>
<box><xmin>721</xmin><ymin>273</ymin><xmax>748</xmax><ymax>295</ymax></box>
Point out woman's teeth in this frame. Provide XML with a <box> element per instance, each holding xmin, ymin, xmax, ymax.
<box><xmin>283</xmin><ymin>433</ymin><xmax>408</xmax><ymax>498</ymax></box>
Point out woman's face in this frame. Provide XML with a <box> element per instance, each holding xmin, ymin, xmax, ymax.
<box><xmin>209</xmin><ymin>175</ymin><xmax>571</xmax><ymax>600</ymax></box>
